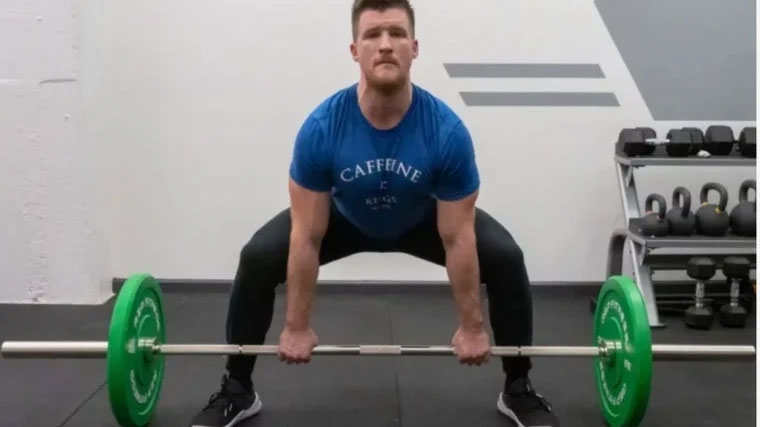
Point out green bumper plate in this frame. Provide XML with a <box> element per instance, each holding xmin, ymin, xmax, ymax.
<box><xmin>107</xmin><ymin>273</ymin><xmax>166</xmax><ymax>427</ymax></box>
<box><xmin>594</xmin><ymin>276</ymin><xmax>653</xmax><ymax>427</ymax></box>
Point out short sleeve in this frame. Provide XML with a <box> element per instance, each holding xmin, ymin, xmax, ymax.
<box><xmin>435</xmin><ymin>121</ymin><xmax>480</xmax><ymax>201</ymax></box>
<box><xmin>289</xmin><ymin>116</ymin><xmax>333</xmax><ymax>192</ymax></box>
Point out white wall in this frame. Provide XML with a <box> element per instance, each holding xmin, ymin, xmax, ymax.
<box><xmin>1</xmin><ymin>0</ymin><xmax>755</xmax><ymax>302</ymax></box>
<box><xmin>1</xmin><ymin>0</ymin><xmax>113</xmax><ymax>303</ymax></box>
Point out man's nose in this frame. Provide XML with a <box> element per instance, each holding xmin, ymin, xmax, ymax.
<box><xmin>379</xmin><ymin>31</ymin><xmax>393</xmax><ymax>52</ymax></box>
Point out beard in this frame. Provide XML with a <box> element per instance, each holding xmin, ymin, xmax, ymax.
<box><xmin>366</xmin><ymin>67</ymin><xmax>406</xmax><ymax>95</ymax></box>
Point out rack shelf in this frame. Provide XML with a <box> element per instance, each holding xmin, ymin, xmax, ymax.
<box><xmin>607</xmin><ymin>143</ymin><xmax>756</xmax><ymax>327</ymax></box>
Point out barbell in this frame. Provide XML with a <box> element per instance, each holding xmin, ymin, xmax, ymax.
<box><xmin>0</xmin><ymin>273</ymin><xmax>755</xmax><ymax>427</ymax></box>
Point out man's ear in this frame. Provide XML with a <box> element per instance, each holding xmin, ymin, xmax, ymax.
<box><xmin>350</xmin><ymin>43</ymin><xmax>359</xmax><ymax>62</ymax></box>
<box><xmin>412</xmin><ymin>39</ymin><xmax>419</xmax><ymax>59</ymax></box>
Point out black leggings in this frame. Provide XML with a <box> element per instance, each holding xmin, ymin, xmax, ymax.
<box><xmin>225</xmin><ymin>205</ymin><xmax>533</xmax><ymax>385</ymax></box>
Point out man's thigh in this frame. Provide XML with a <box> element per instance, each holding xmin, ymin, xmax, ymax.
<box><xmin>242</xmin><ymin>205</ymin><xmax>375</xmax><ymax>276</ymax></box>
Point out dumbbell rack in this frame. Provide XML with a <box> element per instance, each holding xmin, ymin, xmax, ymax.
<box><xmin>606</xmin><ymin>146</ymin><xmax>756</xmax><ymax>327</ymax></box>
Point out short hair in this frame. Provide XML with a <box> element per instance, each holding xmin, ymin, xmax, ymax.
<box><xmin>351</xmin><ymin>0</ymin><xmax>416</xmax><ymax>40</ymax></box>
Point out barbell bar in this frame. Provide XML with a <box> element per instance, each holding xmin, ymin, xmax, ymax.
<box><xmin>2</xmin><ymin>341</ymin><xmax>756</xmax><ymax>361</ymax></box>
<box><xmin>0</xmin><ymin>273</ymin><xmax>755</xmax><ymax>427</ymax></box>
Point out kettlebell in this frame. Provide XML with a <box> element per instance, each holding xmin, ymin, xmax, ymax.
<box><xmin>730</xmin><ymin>179</ymin><xmax>756</xmax><ymax>236</ymax></box>
<box><xmin>640</xmin><ymin>194</ymin><xmax>668</xmax><ymax>237</ymax></box>
<box><xmin>666</xmin><ymin>187</ymin><xmax>696</xmax><ymax>236</ymax></box>
<box><xmin>695</xmin><ymin>182</ymin><xmax>730</xmax><ymax>236</ymax></box>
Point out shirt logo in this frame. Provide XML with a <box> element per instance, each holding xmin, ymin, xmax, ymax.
<box><xmin>340</xmin><ymin>158</ymin><xmax>422</xmax><ymax>183</ymax></box>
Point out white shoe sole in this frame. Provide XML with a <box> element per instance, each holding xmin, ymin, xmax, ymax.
<box><xmin>497</xmin><ymin>392</ymin><xmax>552</xmax><ymax>427</ymax></box>
<box><xmin>192</xmin><ymin>393</ymin><xmax>263</xmax><ymax>427</ymax></box>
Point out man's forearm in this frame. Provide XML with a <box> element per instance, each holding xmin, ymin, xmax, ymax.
<box><xmin>285</xmin><ymin>238</ymin><xmax>320</xmax><ymax>330</ymax></box>
<box><xmin>444</xmin><ymin>234</ymin><xmax>485</xmax><ymax>330</ymax></box>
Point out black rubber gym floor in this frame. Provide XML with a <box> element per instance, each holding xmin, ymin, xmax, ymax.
<box><xmin>0</xmin><ymin>285</ymin><xmax>755</xmax><ymax>427</ymax></box>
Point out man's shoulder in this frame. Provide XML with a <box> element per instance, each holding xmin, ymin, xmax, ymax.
<box><xmin>414</xmin><ymin>84</ymin><xmax>462</xmax><ymax>124</ymax></box>
<box><xmin>412</xmin><ymin>84</ymin><xmax>465</xmax><ymax>135</ymax></box>
<box><xmin>306</xmin><ymin>84</ymin><xmax>356</xmax><ymax>124</ymax></box>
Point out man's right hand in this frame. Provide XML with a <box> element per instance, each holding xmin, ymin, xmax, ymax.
<box><xmin>278</xmin><ymin>326</ymin><xmax>319</xmax><ymax>364</ymax></box>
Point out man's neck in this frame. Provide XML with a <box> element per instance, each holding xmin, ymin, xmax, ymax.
<box><xmin>357</xmin><ymin>79</ymin><xmax>413</xmax><ymax>130</ymax></box>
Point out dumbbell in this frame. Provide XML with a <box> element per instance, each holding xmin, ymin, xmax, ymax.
<box><xmin>719</xmin><ymin>257</ymin><xmax>750</xmax><ymax>328</ymax></box>
<box><xmin>617</xmin><ymin>127</ymin><xmax>657</xmax><ymax>156</ymax></box>
<box><xmin>738</xmin><ymin>127</ymin><xmax>756</xmax><ymax>158</ymax></box>
<box><xmin>682</xmin><ymin>127</ymin><xmax>705</xmax><ymax>155</ymax></box>
<box><xmin>685</xmin><ymin>257</ymin><xmax>716</xmax><ymax>329</ymax></box>
<box><xmin>703</xmin><ymin>125</ymin><xmax>735</xmax><ymax>155</ymax></box>
<box><xmin>665</xmin><ymin>129</ymin><xmax>693</xmax><ymax>157</ymax></box>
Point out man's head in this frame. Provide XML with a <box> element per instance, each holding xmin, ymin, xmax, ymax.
<box><xmin>350</xmin><ymin>0</ymin><xmax>418</xmax><ymax>94</ymax></box>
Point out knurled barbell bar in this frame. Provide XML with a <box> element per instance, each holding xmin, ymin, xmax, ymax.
<box><xmin>0</xmin><ymin>274</ymin><xmax>755</xmax><ymax>427</ymax></box>
<box><xmin>3</xmin><ymin>341</ymin><xmax>755</xmax><ymax>360</ymax></box>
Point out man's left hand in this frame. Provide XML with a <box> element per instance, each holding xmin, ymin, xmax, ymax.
<box><xmin>451</xmin><ymin>325</ymin><xmax>491</xmax><ymax>366</ymax></box>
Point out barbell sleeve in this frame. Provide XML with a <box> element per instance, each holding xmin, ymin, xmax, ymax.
<box><xmin>0</xmin><ymin>341</ymin><xmax>108</xmax><ymax>358</ymax></box>
<box><xmin>2</xmin><ymin>341</ymin><xmax>755</xmax><ymax>361</ymax></box>
<box><xmin>651</xmin><ymin>344</ymin><xmax>757</xmax><ymax>361</ymax></box>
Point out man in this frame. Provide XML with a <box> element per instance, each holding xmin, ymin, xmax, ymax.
<box><xmin>190</xmin><ymin>1</ymin><xmax>559</xmax><ymax>426</ymax></box>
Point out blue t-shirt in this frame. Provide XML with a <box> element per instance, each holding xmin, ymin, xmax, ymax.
<box><xmin>289</xmin><ymin>83</ymin><xmax>480</xmax><ymax>240</ymax></box>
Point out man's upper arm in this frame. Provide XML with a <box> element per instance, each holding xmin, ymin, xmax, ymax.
<box><xmin>435</xmin><ymin>121</ymin><xmax>480</xmax><ymax>201</ymax></box>
<box><xmin>288</xmin><ymin>115</ymin><xmax>332</xmax><ymax>241</ymax></box>
<box><xmin>437</xmin><ymin>191</ymin><xmax>478</xmax><ymax>245</ymax></box>
<box><xmin>289</xmin><ymin>116</ymin><xmax>332</xmax><ymax>192</ymax></box>
<box><xmin>435</xmin><ymin>120</ymin><xmax>480</xmax><ymax>244</ymax></box>
<box><xmin>289</xmin><ymin>178</ymin><xmax>331</xmax><ymax>242</ymax></box>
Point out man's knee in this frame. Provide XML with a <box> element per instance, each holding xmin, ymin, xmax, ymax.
<box><xmin>238</xmin><ymin>229</ymin><xmax>288</xmax><ymax>282</ymax></box>
<box><xmin>476</xmin><ymin>214</ymin><xmax>524</xmax><ymax>266</ymax></box>
<box><xmin>474</xmin><ymin>211</ymin><xmax>529</xmax><ymax>288</ymax></box>
<box><xmin>501</xmin><ymin>241</ymin><xmax>525</xmax><ymax>268</ymax></box>
<box><xmin>480</xmin><ymin>240</ymin><xmax>531</xmax><ymax>305</ymax></box>
<box><xmin>240</xmin><ymin>232</ymin><xmax>267</xmax><ymax>266</ymax></box>
<box><xmin>479</xmin><ymin>239</ymin><xmax>525</xmax><ymax>277</ymax></box>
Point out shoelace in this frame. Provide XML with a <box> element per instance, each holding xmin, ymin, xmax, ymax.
<box><xmin>510</xmin><ymin>390</ymin><xmax>553</xmax><ymax>413</ymax></box>
<box><xmin>203</xmin><ymin>376</ymin><xmax>239</xmax><ymax>413</ymax></box>
<box><xmin>203</xmin><ymin>391</ymin><xmax>233</xmax><ymax>412</ymax></box>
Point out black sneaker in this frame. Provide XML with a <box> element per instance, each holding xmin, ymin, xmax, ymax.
<box><xmin>189</xmin><ymin>375</ymin><xmax>262</xmax><ymax>427</ymax></box>
<box><xmin>497</xmin><ymin>377</ymin><xmax>559</xmax><ymax>427</ymax></box>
